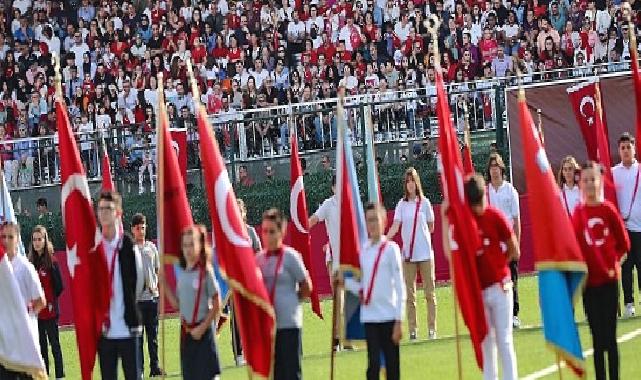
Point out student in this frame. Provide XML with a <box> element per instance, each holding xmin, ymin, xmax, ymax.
<box><xmin>29</xmin><ymin>225</ymin><xmax>65</xmax><ymax>380</ymax></box>
<box><xmin>557</xmin><ymin>155</ymin><xmax>581</xmax><ymax>216</ymax></box>
<box><xmin>443</xmin><ymin>174</ymin><xmax>519</xmax><ymax>380</ymax></box>
<box><xmin>344</xmin><ymin>202</ymin><xmax>405</xmax><ymax>380</ymax></box>
<box><xmin>309</xmin><ymin>175</ymin><xmax>345</xmax><ymax>350</ymax></box>
<box><xmin>257</xmin><ymin>208</ymin><xmax>312</xmax><ymax>380</ymax></box>
<box><xmin>611</xmin><ymin>133</ymin><xmax>641</xmax><ymax>317</ymax></box>
<box><xmin>165</xmin><ymin>225</ymin><xmax>222</xmax><ymax>380</ymax></box>
<box><xmin>386</xmin><ymin>167</ymin><xmax>436</xmax><ymax>340</ymax></box>
<box><xmin>573</xmin><ymin>161</ymin><xmax>629</xmax><ymax>380</ymax></box>
<box><xmin>0</xmin><ymin>222</ymin><xmax>46</xmax><ymax>379</ymax></box>
<box><xmin>96</xmin><ymin>191</ymin><xmax>143</xmax><ymax>380</ymax></box>
<box><xmin>485</xmin><ymin>153</ymin><xmax>522</xmax><ymax>328</ymax></box>
<box><xmin>131</xmin><ymin>213</ymin><xmax>164</xmax><ymax>378</ymax></box>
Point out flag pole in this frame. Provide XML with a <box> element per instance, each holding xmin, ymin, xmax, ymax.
<box><xmin>155</xmin><ymin>71</ymin><xmax>167</xmax><ymax>380</ymax></box>
<box><xmin>428</xmin><ymin>15</ymin><xmax>463</xmax><ymax>380</ymax></box>
<box><xmin>330</xmin><ymin>90</ymin><xmax>346</xmax><ymax>380</ymax></box>
<box><xmin>556</xmin><ymin>353</ymin><xmax>564</xmax><ymax>379</ymax></box>
<box><xmin>463</xmin><ymin>103</ymin><xmax>471</xmax><ymax>149</ymax></box>
<box><xmin>536</xmin><ymin>109</ymin><xmax>545</xmax><ymax>145</ymax></box>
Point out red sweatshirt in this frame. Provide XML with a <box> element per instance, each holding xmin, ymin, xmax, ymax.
<box><xmin>572</xmin><ymin>201</ymin><xmax>630</xmax><ymax>287</ymax></box>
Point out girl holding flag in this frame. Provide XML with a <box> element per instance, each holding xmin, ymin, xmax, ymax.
<box><xmin>165</xmin><ymin>225</ymin><xmax>222</xmax><ymax>380</ymax></box>
<box><xmin>557</xmin><ymin>156</ymin><xmax>581</xmax><ymax>216</ymax></box>
<box><xmin>573</xmin><ymin>162</ymin><xmax>629</xmax><ymax>380</ymax></box>
<box><xmin>386</xmin><ymin>167</ymin><xmax>437</xmax><ymax>340</ymax></box>
<box><xmin>257</xmin><ymin>208</ymin><xmax>312</xmax><ymax>380</ymax></box>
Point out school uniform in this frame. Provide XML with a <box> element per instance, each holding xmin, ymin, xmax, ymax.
<box><xmin>176</xmin><ymin>264</ymin><xmax>221</xmax><ymax>380</ymax></box>
<box><xmin>474</xmin><ymin>207</ymin><xmax>519</xmax><ymax>380</ymax></box>
<box><xmin>560</xmin><ymin>184</ymin><xmax>581</xmax><ymax>216</ymax></box>
<box><xmin>346</xmin><ymin>237</ymin><xmax>405</xmax><ymax>380</ymax></box>
<box><xmin>487</xmin><ymin>181</ymin><xmax>521</xmax><ymax>319</ymax></box>
<box><xmin>98</xmin><ymin>232</ymin><xmax>143</xmax><ymax>380</ymax></box>
<box><xmin>393</xmin><ymin>196</ymin><xmax>436</xmax><ymax>335</ymax></box>
<box><xmin>35</xmin><ymin>259</ymin><xmax>65</xmax><ymax>379</ymax></box>
<box><xmin>612</xmin><ymin>160</ymin><xmax>641</xmax><ymax>306</ymax></box>
<box><xmin>257</xmin><ymin>246</ymin><xmax>309</xmax><ymax>380</ymax></box>
<box><xmin>135</xmin><ymin>240</ymin><xmax>162</xmax><ymax>375</ymax></box>
<box><xmin>573</xmin><ymin>201</ymin><xmax>630</xmax><ymax>380</ymax></box>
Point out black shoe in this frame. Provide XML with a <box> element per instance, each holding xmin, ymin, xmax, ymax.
<box><xmin>150</xmin><ymin>368</ymin><xmax>166</xmax><ymax>377</ymax></box>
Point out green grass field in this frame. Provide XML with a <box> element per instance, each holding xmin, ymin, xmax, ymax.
<box><xmin>52</xmin><ymin>275</ymin><xmax>641</xmax><ymax>379</ymax></box>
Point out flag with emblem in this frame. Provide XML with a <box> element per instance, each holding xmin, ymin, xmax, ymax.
<box><xmin>519</xmin><ymin>89</ymin><xmax>587</xmax><ymax>376</ymax></box>
<box><xmin>56</xmin><ymin>91</ymin><xmax>110</xmax><ymax>380</ymax></box>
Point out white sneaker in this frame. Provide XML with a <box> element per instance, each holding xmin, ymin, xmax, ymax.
<box><xmin>512</xmin><ymin>316</ymin><xmax>521</xmax><ymax>328</ymax></box>
<box><xmin>235</xmin><ymin>355</ymin><xmax>246</xmax><ymax>366</ymax></box>
<box><xmin>428</xmin><ymin>330</ymin><xmax>437</xmax><ymax>340</ymax></box>
<box><xmin>624</xmin><ymin>303</ymin><xmax>636</xmax><ymax>318</ymax></box>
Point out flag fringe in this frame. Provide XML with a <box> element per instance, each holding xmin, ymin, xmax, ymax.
<box><xmin>0</xmin><ymin>357</ymin><xmax>47</xmax><ymax>380</ymax></box>
<box><xmin>544</xmin><ymin>341</ymin><xmax>586</xmax><ymax>378</ymax></box>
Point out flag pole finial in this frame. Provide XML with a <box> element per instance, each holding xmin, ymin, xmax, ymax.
<box><xmin>52</xmin><ymin>53</ymin><xmax>63</xmax><ymax>100</ymax></box>
<box><xmin>185</xmin><ymin>59</ymin><xmax>202</xmax><ymax>109</ymax></box>
<box><xmin>426</xmin><ymin>15</ymin><xmax>441</xmax><ymax>70</ymax></box>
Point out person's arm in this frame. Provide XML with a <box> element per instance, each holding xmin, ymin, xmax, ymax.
<box><xmin>386</xmin><ymin>220</ymin><xmax>401</xmax><ymax>239</ymax></box>
<box><xmin>440</xmin><ymin>200</ymin><xmax>452</xmax><ymax>260</ymax></box>
<box><xmin>506</xmin><ymin>234</ymin><xmax>520</xmax><ymax>262</ymax></box>
<box><xmin>298</xmin><ymin>275</ymin><xmax>312</xmax><ymax>300</ymax></box>
<box><xmin>425</xmin><ymin>198</ymin><xmax>435</xmax><ymax>233</ymax></box>
<box><xmin>609</xmin><ymin>203</ymin><xmax>631</xmax><ymax>260</ymax></box>
<box><xmin>391</xmin><ymin>243</ymin><xmax>405</xmax><ymax>344</ymax></box>
<box><xmin>191</xmin><ymin>292</ymin><xmax>221</xmax><ymax>340</ymax></box>
<box><xmin>31</xmin><ymin>296</ymin><xmax>46</xmax><ymax>315</ymax></box>
<box><xmin>512</xmin><ymin>187</ymin><xmax>521</xmax><ymax>242</ymax></box>
<box><xmin>291</xmin><ymin>251</ymin><xmax>313</xmax><ymax>300</ymax></box>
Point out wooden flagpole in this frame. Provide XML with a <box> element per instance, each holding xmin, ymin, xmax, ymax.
<box><xmin>428</xmin><ymin>15</ymin><xmax>463</xmax><ymax>380</ymax></box>
<box><xmin>155</xmin><ymin>71</ymin><xmax>167</xmax><ymax>379</ymax></box>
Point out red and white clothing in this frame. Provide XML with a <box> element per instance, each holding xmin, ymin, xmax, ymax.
<box><xmin>392</xmin><ymin>197</ymin><xmax>435</xmax><ymax>262</ymax></box>
<box><xmin>612</xmin><ymin>160</ymin><xmax>641</xmax><ymax>232</ymax></box>
<box><xmin>572</xmin><ymin>201</ymin><xmax>630</xmax><ymax>287</ymax></box>
<box><xmin>560</xmin><ymin>184</ymin><xmax>581</xmax><ymax>216</ymax></box>
<box><xmin>345</xmin><ymin>237</ymin><xmax>406</xmax><ymax>323</ymax></box>
<box><xmin>487</xmin><ymin>181</ymin><xmax>520</xmax><ymax>228</ymax></box>
<box><xmin>10</xmin><ymin>254</ymin><xmax>44</xmax><ymax>331</ymax></box>
<box><xmin>313</xmin><ymin>195</ymin><xmax>339</xmax><ymax>271</ymax></box>
<box><xmin>473</xmin><ymin>207</ymin><xmax>518</xmax><ymax>380</ymax></box>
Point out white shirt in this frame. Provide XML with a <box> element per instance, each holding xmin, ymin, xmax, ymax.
<box><xmin>613</xmin><ymin>161</ymin><xmax>641</xmax><ymax>231</ymax></box>
<box><xmin>313</xmin><ymin>195</ymin><xmax>339</xmax><ymax>270</ymax></box>
<box><xmin>345</xmin><ymin>238</ymin><xmax>405</xmax><ymax>323</ymax></box>
<box><xmin>560</xmin><ymin>184</ymin><xmax>580</xmax><ymax>216</ymax></box>
<box><xmin>103</xmin><ymin>231</ymin><xmax>130</xmax><ymax>338</ymax></box>
<box><xmin>10</xmin><ymin>253</ymin><xmax>44</xmax><ymax>330</ymax></box>
<box><xmin>338</xmin><ymin>24</ymin><xmax>360</xmax><ymax>51</ymax></box>
<box><xmin>487</xmin><ymin>181</ymin><xmax>520</xmax><ymax>227</ymax></box>
<box><xmin>393</xmin><ymin>197</ymin><xmax>435</xmax><ymax>262</ymax></box>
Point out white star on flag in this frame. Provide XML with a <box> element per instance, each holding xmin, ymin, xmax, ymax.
<box><xmin>67</xmin><ymin>244</ymin><xmax>80</xmax><ymax>278</ymax></box>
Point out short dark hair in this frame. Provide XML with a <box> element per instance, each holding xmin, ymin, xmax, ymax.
<box><xmin>262</xmin><ymin>208</ymin><xmax>287</xmax><ymax>230</ymax></box>
<box><xmin>131</xmin><ymin>213</ymin><xmax>146</xmax><ymax>226</ymax></box>
<box><xmin>465</xmin><ymin>174</ymin><xmax>487</xmax><ymax>206</ymax></box>
<box><xmin>581</xmin><ymin>160</ymin><xmax>604</xmax><ymax>174</ymax></box>
<box><xmin>618</xmin><ymin>132</ymin><xmax>635</xmax><ymax>146</ymax></box>
<box><xmin>98</xmin><ymin>191</ymin><xmax>122</xmax><ymax>211</ymax></box>
<box><xmin>36</xmin><ymin>197</ymin><xmax>48</xmax><ymax>208</ymax></box>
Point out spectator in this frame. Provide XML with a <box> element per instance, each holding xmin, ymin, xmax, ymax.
<box><xmin>238</xmin><ymin>164</ymin><xmax>254</xmax><ymax>187</ymax></box>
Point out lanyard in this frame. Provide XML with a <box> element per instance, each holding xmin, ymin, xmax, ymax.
<box><xmin>408</xmin><ymin>199</ymin><xmax>422</xmax><ymax>261</ymax></box>
<box><xmin>562</xmin><ymin>187</ymin><xmax>571</xmax><ymax>216</ymax></box>
<box><xmin>363</xmin><ymin>241</ymin><xmax>388</xmax><ymax>306</ymax></box>
<box><xmin>268</xmin><ymin>247</ymin><xmax>286</xmax><ymax>304</ymax></box>
<box><xmin>625</xmin><ymin>167</ymin><xmax>641</xmax><ymax>221</ymax></box>
<box><xmin>190</xmin><ymin>265</ymin><xmax>205</xmax><ymax>326</ymax></box>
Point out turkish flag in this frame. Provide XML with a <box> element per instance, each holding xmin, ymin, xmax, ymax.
<box><xmin>462</xmin><ymin>145</ymin><xmax>474</xmax><ymax>175</ymax></box>
<box><xmin>567</xmin><ymin>81</ymin><xmax>611</xmax><ymax>162</ymax></box>
<box><xmin>435</xmin><ymin>69</ymin><xmax>487</xmax><ymax>369</ymax></box>
<box><xmin>56</xmin><ymin>97</ymin><xmax>110</xmax><ymax>380</ymax></box>
<box><xmin>157</xmin><ymin>102</ymin><xmax>193</xmax><ymax>260</ymax></box>
<box><xmin>629</xmin><ymin>34</ymin><xmax>641</xmax><ymax>144</ymax></box>
<box><xmin>169</xmin><ymin>129</ymin><xmax>188</xmax><ymax>182</ymax></box>
<box><xmin>195</xmin><ymin>104</ymin><xmax>275</xmax><ymax>378</ymax></box>
<box><xmin>289</xmin><ymin>129</ymin><xmax>322</xmax><ymax>318</ymax></box>
<box><xmin>518</xmin><ymin>91</ymin><xmax>587</xmax><ymax>375</ymax></box>
<box><xmin>101</xmin><ymin>144</ymin><xmax>114</xmax><ymax>191</ymax></box>
<box><xmin>594</xmin><ymin>82</ymin><xmax>619</xmax><ymax>208</ymax></box>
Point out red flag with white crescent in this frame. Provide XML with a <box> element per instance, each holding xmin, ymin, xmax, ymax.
<box><xmin>567</xmin><ymin>81</ymin><xmax>611</xmax><ymax>162</ymax></box>
<box><xmin>289</xmin><ymin>129</ymin><xmax>322</xmax><ymax>318</ymax></box>
<box><xmin>195</xmin><ymin>105</ymin><xmax>275</xmax><ymax>378</ymax></box>
<box><xmin>56</xmin><ymin>97</ymin><xmax>110</xmax><ymax>380</ymax></box>
<box><xmin>435</xmin><ymin>69</ymin><xmax>487</xmax><ymax>369</ymax></box>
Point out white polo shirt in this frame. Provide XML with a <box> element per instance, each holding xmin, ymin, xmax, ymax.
<box><xmin>560</xmin><ymin>184</ymin><xmax>581</xmax><ymax>216</ymax></box>
<box><xmin>393</xmin><ymin>197</ymin><xmax>435</xmax><ymax>262</ymax></box>
<box><xmin>345</xmin><ymin>237</ymin><xmax>405</xmax><ymax>323</ymax></box>
<box><xmin>313</xmin><ymin>195</ymin><xmax>339</xmax><ymax>270</ymax></box>
<box><xmin>612</xmin><ymin>161</ymin><xmax>641</xmax><ymax>232</ymax></box>
<box><xmin>487</xmin><ymin>181</ymin><xmax>520</xmax><ymax>227</ymax></box>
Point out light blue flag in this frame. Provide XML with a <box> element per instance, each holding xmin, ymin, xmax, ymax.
<box><xmin>0</xmin><ymin>172</ymin><xmax>25</xmax><ymax>255</ymax></box>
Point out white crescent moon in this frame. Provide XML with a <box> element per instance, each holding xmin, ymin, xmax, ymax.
<box><xmin>579</xmin><ymin>96</ymin><xmax>595</xmax><ymax>118</ymax></box>
<box><xmin>61</xmin><ymin>173</ymin><xmax>92</xmax><ymax>222</ymax></box>
<box><xmin>214</xmin><ymin>170</ymin><xmax>251</xmax><ymax>247</ymax></box>
<box><xmin>290</xmin><ymin>176</ymin><xmax>308</xmax><ymax>234</ymax></box>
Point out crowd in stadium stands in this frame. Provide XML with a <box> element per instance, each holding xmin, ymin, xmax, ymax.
<box><xmin>0</xmin><ymin>0</ymin><xmax>639</xmax><ymax>188</ymax></box>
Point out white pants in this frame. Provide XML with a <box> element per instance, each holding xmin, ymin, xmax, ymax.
<box><xmin>482</xmin><ymin>283</ymin><xmax>518</xmax><ymax>380</ymax></box>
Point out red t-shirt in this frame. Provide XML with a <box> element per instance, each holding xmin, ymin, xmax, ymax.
<box><xmin>474</xmin><ymin>206</ymin><xmax>513</xmax><ymax>289</ymax></box>
<box><xmin>572</xmin><ymin>201</ymin><xmax>630</xmax><ymax>287</ymax></box>
<box><xmin>478</xmin><ymin>38</ymin><xmax>498</xmax><ymax>63</ymax></box>
<box><xmin>36</xmin><ymin>263</ymin><xmax>57</xmax><ymax>320</ymax></box>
